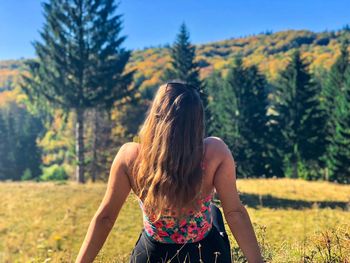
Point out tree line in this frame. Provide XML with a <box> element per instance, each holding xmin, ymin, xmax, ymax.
<box><xmin>207</xmin><ymin>43</ymin><xmax>350</xmax><ymax>183</ymax></box>
<box><xmin>0</xmin><ymin>0</ymin><xmax>349</xmax><ymax>184</ymax></box>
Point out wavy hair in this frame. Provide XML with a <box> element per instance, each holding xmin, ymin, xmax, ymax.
<box><xmin>131</xmin><ymin>81</ymin><xmax>206</xmax><ymax>220</ymax></box>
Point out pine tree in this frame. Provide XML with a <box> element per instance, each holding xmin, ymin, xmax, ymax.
<box><xmin>321</xmin><ymin>43</ymin><xmax>350</xmax><ymax>181</ymax></box>
<box><xmin>265</xmin><ymin>109</ymin><xmax>285</xmax><ymax>178</ymax></box>
<box><xmin>329</xmin><ymin>66</ymin><xmax>350</xmax><ymax>183</ymax></box>
<box><xmin>205</xmin><ymin>70</ymin><xmax>237</xmax><ymax>149</ymax></box>
<box><xmin>21</xmin><ymin>0</ymin><xmax>134</xmax><ymax>183</ymax></box>
<box><xmin>16</xmin><ymin>106</ymin><xmax>44</xmax><ymax>180</ymax></box>
<box><xmin>0</xmin><ymin>104</ymin><xmax>43</xmax><ymax>181</ymax></box>
<box><xmin>274</xmin><ymin>49</ymin><xmax>327</xmax><ymax>179</ymax></box>
<box><xmin>0</xmin><ymin>111</ymin><xmax>9</xmax><ymax>180</ymax></box>
<box><xmin>244</xmin><ymin>65</ymin><xmax>275</xmax><ymax>178</ymax></box>
<box><xmin>4</xmin><ymin>109</ymin><xmax>17</xmax><ymax>179</ymax></box>
<box><xmin>322</xmin><ymin>44</ymin><xmax>349</xmax><ymax>139</ymax></box>
<box><xmin>225</xmin><ymin>58</ymin><xmax>272</xmax><ymax>178</ymax></box>
<box><xmin>225</xmin><ymin>58</ymin><xmax>250</xmax><ymax>177</ymax></box>
<box><xmin>163</xmin><ymin>23</ymin><xmax>201</xmax><ymax>87</ymax></box>
<box><xmin>162</xmin><ymin>23</ymin><xmax>210</xmax><ymax>132</ymax></box>
<box><xmin>267</xmin><ymin>81</ymin><xmax>288</xmax><ymax>178</ymax></box>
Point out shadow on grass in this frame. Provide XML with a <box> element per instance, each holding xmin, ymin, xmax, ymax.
<box><xmin>238</xmin><ymin>193</ymin><xmax>349</xmax><ymax>210</ymax></box>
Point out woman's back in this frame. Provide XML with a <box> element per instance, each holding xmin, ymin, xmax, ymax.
<box><xmin>75</xmin><ymin>82</ymin><xmax>262</xmax><ymax>263</ymax></box>
<box><xmin>125</xmin><ymin>137</ymin><xmax>232</xmax><ymax>262</ymax></box>
<box><xmin>125</xmin><ymin>137</ymin><xmax>220</xmax><ymax>202</ymax></box>
<box><xmin>125</xmin><ymin>137</ymin><xmax>222</xmax><ymax>241</ymax></box>
<box><xmin>138</xmin><ymin>189</ymin><xmax>213</xmax><ymax>243</ymax></box>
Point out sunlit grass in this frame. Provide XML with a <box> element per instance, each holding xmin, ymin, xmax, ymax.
<box><xmin>0</xmin><ymin>179</ymin><xmax>349</xmax><ymax>262</ymax></box>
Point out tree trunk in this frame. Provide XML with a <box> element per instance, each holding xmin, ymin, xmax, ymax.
<box><xmin>91</xmin><ymin>108</ymin><xmax>98</xmax><ymax>182</ymax></box>
<box><xmin>292</xmin><ymin>160</ymin><xmax>298</xmax><ymax>178</ymax></box>
<box><xmin>291</xmin><ymin>143</ymin><xmax>299</xmax><ymax>178</ymax></box>
<box><xmin>291</xmin><ymin>151</ymin><xmax>299</xmax><ymax>179</ymax></box>
<box><xmin>76</xmin><ymin>107</ymin><xmax>85</xmax><ymax>183</ymax></box>
<box><xmin>324</xmin><ymin>167</ymin><xmax>329</xmax><ymax>181</ymax></box>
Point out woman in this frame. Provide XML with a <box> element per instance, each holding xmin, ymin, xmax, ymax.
<box><xmin>75</xmin><ymin>82</ymin><xmax>263</xmax><ymax>263</ymax></box>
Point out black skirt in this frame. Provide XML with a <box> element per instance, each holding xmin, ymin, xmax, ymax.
<box><xmin>129</xmin><ymin>204</ymin><xmax>232</xmax><ymax>263</ymax></box>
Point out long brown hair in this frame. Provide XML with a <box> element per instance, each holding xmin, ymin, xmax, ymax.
<box><xmin>131</xmin><ymin>81</ymin><xmax>206</xmax><ymax>220</ymax></box>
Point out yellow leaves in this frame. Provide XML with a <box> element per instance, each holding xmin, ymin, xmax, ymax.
<box><xmin>245</xmin><ymin>53</ymin><xmax>265</xmax><ymax>67</ymax></box>
<box><xmin>143</xmin><ymin>75</ymin><xmax>159</xmax><ymax>87</ymax></box>
<box><xmin>263</xmin><ymin>56</ymin><xmax>290</xmax><ymax>80</ymax></box>
<box><xmin>0</xmin><ymin>90</ymin><xmax>20</xmax><ymax>107</ymax></box>
<box><xmin>312</xmin><ymin>53</ymin><xmax>333</xmax><ymax>70</ymax></box>
<box><xmin>0</xmin><ymin>69</ymin><xmax>19</xmax><ymax>85</ymax></box>
<box><xmin>211</xmin><ymin>57</ymin><xmax>228</xmax><ymax>71</ymax></box>
<box><xmin>37</xmin><ymin>109</ymin><xmax>74</xmax><ymax>165</ymax></box>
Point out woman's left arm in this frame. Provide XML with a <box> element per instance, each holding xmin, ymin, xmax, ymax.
<box><xmin>75</xmin><ymin>143</ymin><xmax>132</xmax><ymax>263</ymax></box>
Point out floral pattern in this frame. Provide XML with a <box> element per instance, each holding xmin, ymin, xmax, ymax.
<box><xmin>139</xmin><ymin>193</ymin><xmax>213</xmax><ymax>244</ymax></box>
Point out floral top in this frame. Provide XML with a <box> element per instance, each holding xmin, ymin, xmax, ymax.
<box><xmin>138</xmin><ymin>160</ymin><xmax>213</xmax><ymax>244</ymax></box>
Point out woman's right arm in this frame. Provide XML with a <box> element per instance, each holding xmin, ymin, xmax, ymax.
<box><xmin>212</xmin><ymin>138</ymin><xmax>264</xmax><ymax>263</ymax></box>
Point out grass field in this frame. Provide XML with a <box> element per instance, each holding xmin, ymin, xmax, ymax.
<box><xmin>0</xmin><ymin>178</ymin><xmax>349</xmax><ymax>262</ymax></box>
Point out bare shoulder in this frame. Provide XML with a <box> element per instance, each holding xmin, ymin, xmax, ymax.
<box><xmin>204</xmin><ymin>136</ymin><xmax>232</xmax><ymax>160</ymax></box>
<box><xmin>203</xmin><ymin>136</ymin><xmax>234</xmax><ymax>177</ymax></box>
<box><xmin>119</xmin><ymin>142</ymin><xmax>140</xmax><ymax>164</ymax></box>
<box><xmin>205</xmin><ymin>137</ymin><xmax>237</xmax><ymax>187</ymax></box>
<box><xmin>116</xmin><ymin>142</ymin><xmax>140</xmax><ymax>177</ymax></box>
<box><xmin>120</xmin><ymin>141</ymin><xmax>140</xmax><ymax>153</ymax></box>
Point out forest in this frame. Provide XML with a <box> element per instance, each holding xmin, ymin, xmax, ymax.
<box><xmin>1</xmin><ymin>1</ymin><xmax>350</xmax><ymax>262</ymax></box>
<box><xmin>0</xmin><ymin>2</ymin><xmax>349</xmax><ymax>185</ymax></box>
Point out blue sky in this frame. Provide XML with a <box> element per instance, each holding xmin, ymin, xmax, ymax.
<box><xmin>0</xmin><ymin>0</ymin><xmax>349</xmax><ymax>60</ymax></box>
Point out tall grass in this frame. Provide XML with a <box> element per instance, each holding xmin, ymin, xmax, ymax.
<box><xmin>0</xmin><ymin>179</ymin><xmax>349</xmax><ymax>262</ymax></box>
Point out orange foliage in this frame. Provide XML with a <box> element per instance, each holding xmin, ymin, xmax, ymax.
<box><xmin>2</xmin><ymin>29</ymin><xmax>350</xmax><ymax>93</ymax></box>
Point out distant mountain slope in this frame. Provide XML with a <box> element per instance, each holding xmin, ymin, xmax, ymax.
<box><xmin>0</xmin><ymin>59</ymin><xmax>25</xmax><ymax>92</ymax></box>
<box><xmin>127</xmin><ymin>29</ymin><xmax>350</xmax><ymax>89</ymax></box>
<box><xmin>1</xmin><ymin>29</ymin><xmax>350</xmax><ymax>93</ymax></box>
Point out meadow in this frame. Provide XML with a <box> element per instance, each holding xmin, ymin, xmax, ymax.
<box><xmin>1</xmin><ymin>178</ymin><xmax>349</xmax><ymax>263</ymax></box>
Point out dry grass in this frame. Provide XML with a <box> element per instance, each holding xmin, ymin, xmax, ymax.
<box><xmin>0</xmin><ymin>178</ymin><xmax>349</xmax><ymax>262</ymax></box>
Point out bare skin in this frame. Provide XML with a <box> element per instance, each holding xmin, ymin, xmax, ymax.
<box><xmin>75</xmin><ymin>136</ymin><xmax>264</xmax><ymax>263</ymax></box>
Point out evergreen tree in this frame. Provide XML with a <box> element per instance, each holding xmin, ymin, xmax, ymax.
<box><xmin>322</xmin><ymin>43</ymin><xmax>349</xmax><ymax>139</ymax></box>
<box><xmin>16</xmin><ymin>106</ymin><xmax>44</xmax><ymax>180</ymax></box>
<box><xmin>163</xmin><ymin>23</ymin><xmax>201</xmax><ymax>87</ymax></box>
<box><xmin>328</xmin><ymin>66</ymin><xmax>350</xmax><ymax>183</ymax></box>
<box><xmin>162</xmin><ymin>23</ymin><xmax>210</xmax><ymax>132</ymax></box>
<box><xmin>274</xmin><ymin>49</ymin><xmax>327</xmax><ymax>179</ymax></box>
<box><xmin>244</xmin><ymin>65</ymin><xmax>277</xmax><ymax>178</ymax></box>
<box><xmin>5</xmin><ymin>109</ymin><xmax>17</xmax><ymax>179</ymax></box>
<box><xmin>0</xmin><ymin>111</ymin><xmax>10</xmax><ymax>180</ymax></box>
<box><xmin>205</xmin><ymin>70</ymin><xmax>237</xmax><ymax>149</ymax></box>
<box><xmin>321</xmin><ymin>43</ymin><xmax>350</xmax><ymax>181</ymax></box>
<box><xmin>0</xmin><ymin>103</ymin><xmax>43</xmax><ymax>181</ymax></box>
<box><xmin>225</xmin><ymin>58</ymin><xmax>249</xmax><ymax>177</ymax></box>
<box><xmin>225</xmin><ymin>58</ymin><xmax>272</xmax><ymax>178</ymax></box>
<box><xmin>265</xmin><ymin>107</ymin><xmax>285</xmax><ymax>178</ymax></box>
<box><xmin>267</xmin><ymin>81</ymin><xmax>288</xmax><ymax>178</ymax></box>
<box><xmin>21</xmin><ymin>0</ymin><xmax>134</xmax><ymax>183</ymax></box>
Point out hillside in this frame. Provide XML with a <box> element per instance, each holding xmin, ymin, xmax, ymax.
<box><xmin>128</xmin><ymin>29</ymin><xmax>350</xmax><ymax>89</ymax></box>
<box><xmin>1</xmin><ymin>28</ymin><xmax>350</xmax><ymax>94</ymax></box>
